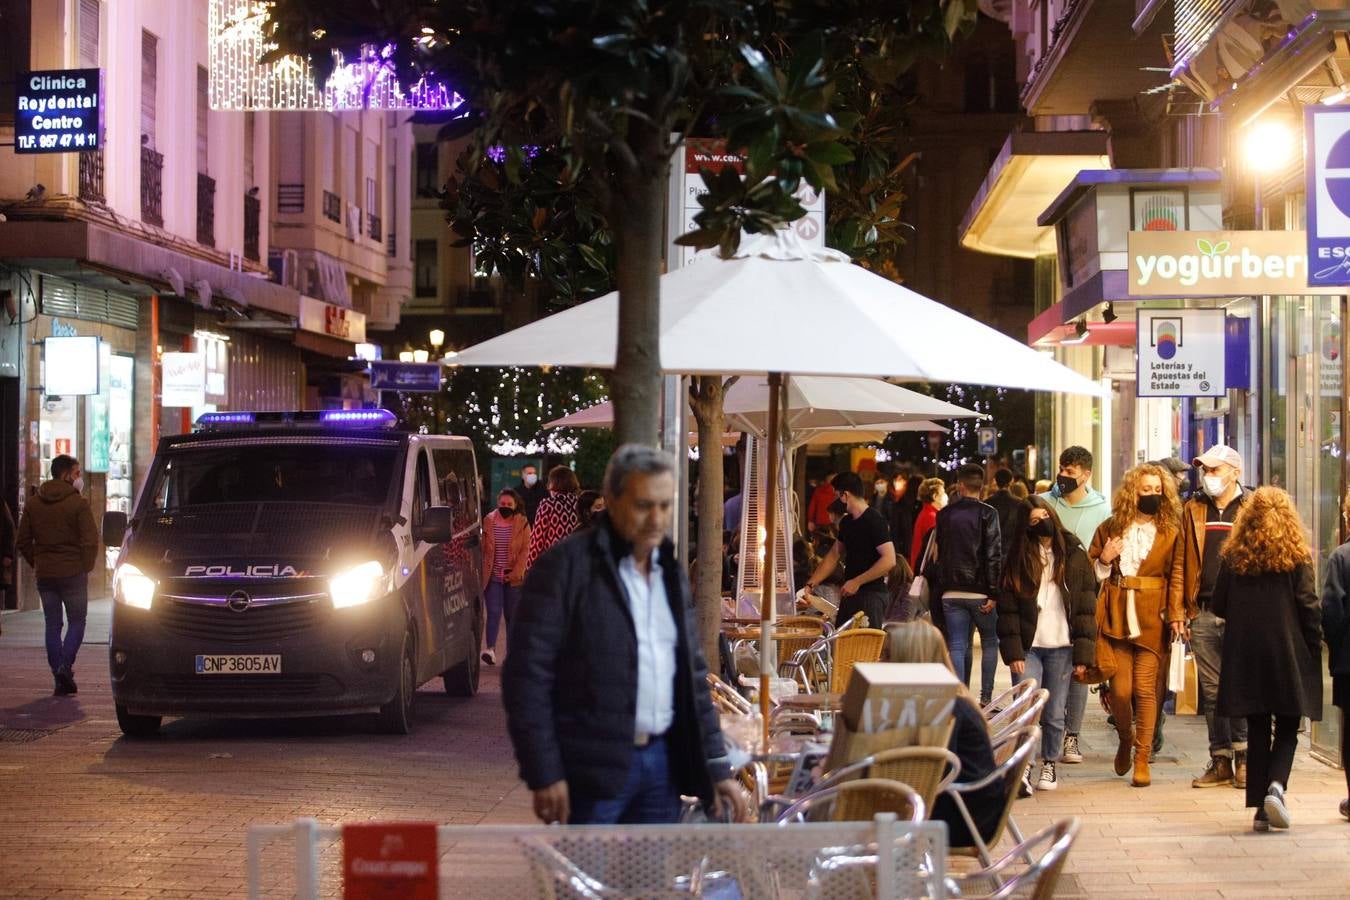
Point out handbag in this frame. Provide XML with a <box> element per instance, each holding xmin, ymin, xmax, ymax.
<box><xmin>905</xmin><ymin>532</ymin><xmax>936</xmax><ymax>616</ymax></box>
<box><xmin>1167</xmin><ymin>638</ymin><xmax>1187</xmax><ymax>692</ymax></box>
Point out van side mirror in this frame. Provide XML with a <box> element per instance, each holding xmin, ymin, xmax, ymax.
<box><xmin>412</xmin><ymin>506</ymin><xmax>453</xmax><ymax>544</ymax></box>
<box><xmin>103</xmin><ymin>511</ymin><xmax>128</xmax><ymax>548</ymax></box>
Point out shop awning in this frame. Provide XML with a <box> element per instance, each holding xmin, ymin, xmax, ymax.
<box><xmin>1028</xmin><ymin>298</ymin><xmax>1136</xmax><ymax>347</ymax></box>
<box><xmin>958</xmin><ymin>130</ymin><xmax>1110</xmax><ymax>259</ymax></box>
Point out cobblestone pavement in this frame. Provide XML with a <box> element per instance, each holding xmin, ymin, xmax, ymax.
<box><xmin>2</xmin><ymin>610</ymin><xmax>1348</xmax><ymax>897</ymax></box>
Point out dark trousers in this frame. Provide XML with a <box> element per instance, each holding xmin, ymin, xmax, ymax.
<box><xmin>1244</xmin><ymin>714</ymin><xmax>1300</xmax><ymax>809</ymax></box>
<box><xmin>568</xmin><ymin>735</ymin><xmax>681</xmax><ymax>825</ymax></box>
<box><xmin>1192</xmin><ymin>608</ymin><xmax>1248</xmax><ymax>756</ymax></box>
<box><xmin>37</xmin><ymin>574</ymin><xmax>88</xmax><ymax>675</ymax></box>
<box><xmin>835</xmin><ymin>585</ymin><xmax>887</xmax><ymax>630</ymax></box>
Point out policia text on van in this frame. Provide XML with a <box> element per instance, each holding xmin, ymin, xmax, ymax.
<box><xmin>102</xmin><ymin>410</ymin><xmax>484</xmax><ymax>737</ymax></box>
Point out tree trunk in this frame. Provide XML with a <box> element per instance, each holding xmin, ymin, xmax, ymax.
<box><xmin>689</xmin><ymin>375</ymin><xmax>728</xmax><ymax>664</ymax></box>
<box><xmin>608</xmin><ymin>127</ymin><xmax>668</xmax><ymax>447</ymax></box>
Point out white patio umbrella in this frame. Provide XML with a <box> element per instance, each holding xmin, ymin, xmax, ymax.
<box><xmin>447</xmin><ymin>229</ymin><xmax>1103</xmax><ymax>740</ymax></box>
<box><xmin>543</xmin><ymin>374</ymin><xmax>983</xmax><ymax>438</ymax></box>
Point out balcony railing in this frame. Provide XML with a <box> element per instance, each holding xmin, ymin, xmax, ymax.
<box><xmin>368</xmin><ymin>213</ymin><xmax>382</xmax><ymax>242</ymax></box>
<box><xmin>197</xmin><ymin>173</ymin><xmax>216</xmax><ymax>247</ymax></box>
<box><xmin>141</xmin><ymin>146</ymin><xmax>164</xmax><ymax>227</ymax></box>
<box><xmin>78</xmin><ymin>150</ymin><xmax>105</xmax><ymax>203</ymax></box>
<box><xmin>387</xmin><ymin>230</ymin><xmax>397</xmax><ymax>258</ymax></box>
<box><xmin>322</xmin><ymin>190</ymin><xmax>342</xmax><ymax>222</ymax></box>
<box><xmin>277</xmin><ymin>183</ymin><xmax>304</xmax><ymax>213</ymax></box>
<box><xmin>244</xmin><ymin>192</ymin><xmax>261</xmax><ymax>262</ymax></box>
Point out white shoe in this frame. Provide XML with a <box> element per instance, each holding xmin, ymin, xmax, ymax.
<box><xmin>1263</xmin><ymin>782</ymin><xmax>1290</xmax><ymax>829</ymax></box>
<box><xmin>481</xmin><ymin>649</ymin><xmax>496</xmax><ymax>666</ymax></box>
<box><xmin>1062</xmin><ymin>733</ymin><xmax>1083</xmax><ymax>764</ymax></box>
<box><xmin>1037</xmin><ymin>761</ymin><xmax>1058</xmax><ymax>791</ymax></box>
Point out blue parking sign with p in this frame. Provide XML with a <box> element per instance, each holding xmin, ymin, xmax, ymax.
<box><xmin>977</xmin><ymin>427</ymin><xmax>998</xmax><ymax>457</ymax></box>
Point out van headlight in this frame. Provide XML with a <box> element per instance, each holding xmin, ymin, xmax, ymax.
<box><xmin>329</xmin><ymin>561</ymin><xmax>386</xmax><ymax>609</ymax></box>
<box><xmin>114</xmin><ymin>563</ymin><xmax>156</xmax><ymax>610</ymax></box>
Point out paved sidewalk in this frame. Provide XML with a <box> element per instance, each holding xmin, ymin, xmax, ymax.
<box><xmin>2</xmin><ymin>615</ymin><xmax>1347</xmax><ymax>897</ymax></box>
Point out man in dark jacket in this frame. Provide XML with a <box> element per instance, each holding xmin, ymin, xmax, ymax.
<box><xmin>985</xmin><ymin>469</ymin><xmax>1029</xmax><ymax>556</ymax></box>
<box><xmin>16</xmin><ymin>454</ymin><xmax>98</xmax><ymax>695</ymax></box>
<box><xmin>516</xmin><ymin>463</ymin><xmax>548</xmax><ymax>524</ymax></box>
<box><xmin>502</xmin><ymin>445</ymin><xmax>744</xmax><ymax>825</ymax></box>
<box><xmin>929</xmin><ymin>463</ymin><xmax>1003</xmax><ymax>705</ymax></box>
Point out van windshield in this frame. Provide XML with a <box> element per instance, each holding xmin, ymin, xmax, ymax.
<box><xmin>146</xmin><ymin>441</ymin><xmax>399</xmax><ymax>511</ymax></box>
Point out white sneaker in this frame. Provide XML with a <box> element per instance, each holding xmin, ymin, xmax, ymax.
<box><xmin>1062</xmin><ymin>733</ymin><xmax>1083</xmax><ymax>764</ymax></box>
<box><xmin>1263</xmin><ymin>782</ymin><xmax>1290</xmax><ymax>829</ymax></box>
<box><xmin>1037</xmin><ymin>761</ymin><xmax>1058</xmax><ymax>791</ymax></box>
<box><xmin>481</xmin><ymin>649</ymin><xmax>496</xmax><ymax>666</ymax></box>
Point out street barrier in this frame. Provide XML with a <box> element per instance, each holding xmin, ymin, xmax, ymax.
<box><xmin>246</xmin><ymin>815</ymin><xmax>949</xmax><ymax>898</ymax></box>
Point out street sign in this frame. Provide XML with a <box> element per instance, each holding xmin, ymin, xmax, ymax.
<box><xmin>1136</xmin><ymin>308</ymin><xmax>1225</xmax><ymax>397</ymax></box>
<box><xmin>369</xmin><ymin>361</ymin><xmax>441</xmax><ymax>393</ymax></box>
<box><xmin>977</xmin><ymin>426</ymin><xmax>998</xmax><ymax>458</ymax></box>
<box><xmin>14</xmin><ymin>69</ymin><xmax>102</xmax><ymax>154</ymax></box>
<box><xmin>342</xmin><ymin>822</ymin><xmax>438</xmax><ymax>900</ymax></box>
<box><xmin>1305</xmin><ymin>106</ymin><xmax>1350</xmax><ymax>287</ymax></box>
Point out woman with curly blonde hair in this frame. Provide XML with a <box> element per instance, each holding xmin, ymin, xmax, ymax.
<box><xmin>1088</xmin><ymin>463</ymin><xmax>1185</xmax><ymax>787</ymax></box>
<box><xmin>1213</xmin><ymin>487</ymin><xmax>1322</xmax><ymax>832</ymax></box>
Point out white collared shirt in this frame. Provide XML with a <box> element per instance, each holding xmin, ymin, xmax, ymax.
<box><xmin>1093</xmin><ymin>520</ymin><xmax>1157</xmax><ymax>581</ymax></box>
<box><xmin>617</xmin><ymin>551</ymin><xmax>678</xmax><ymax>737</ymax></box>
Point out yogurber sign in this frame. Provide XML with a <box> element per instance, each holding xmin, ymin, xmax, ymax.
<box><xmin>1127</xmin><ymin>230</ymin><xmax>1342</xmax><ymax>298</ymax></box>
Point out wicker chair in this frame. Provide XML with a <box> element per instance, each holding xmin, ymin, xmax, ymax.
<box><xmin>773</xmin><ymin>616</ymin><xmax>827</xmax><ymax>670</ymax></box>
<box><xmin>828</xmin><ymin>627</ymin><xmax>888</xmax><ymax>693</ymax></box>
<box><xmin>772</xmin><ymin>777</ymin><xmax>926</xmax><ymax>824</ymax></box>
<box><xmin>942</xmin><ymin>725</ymin><xmax>1040</xmax><ymax>867</ymax></box>
<box><xmin>944</xmin><ymin>818</ymin><xmax>1081</xmax><ymax>899</ymax></box>
<box><xmin>813</xmin><ymin>746</ymin><xmax>961</xmax><ymax>815</ymax></box>
<box><xmin>988</xmin><ymin>689</ymin><xmax>1048</xmax><ymax>747</ymax></box>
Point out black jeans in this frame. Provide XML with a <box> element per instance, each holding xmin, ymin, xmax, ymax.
<box><xmin>1244</xmin><ymin>714</ymin><xmax>1300</xmax><ymax>809</ymax></box>
<box><xmin>835</xmin><ymin>585</ymin><xmax>887</xmax><ymax>630</ymax></box>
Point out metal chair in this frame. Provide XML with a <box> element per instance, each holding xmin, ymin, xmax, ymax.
<box><xmin>941</xmin><ymin>725</ymin><xmax>1040</xmax><ymax>867</ymax></box>
<box><xmin>988</xmin><ymin>689</ymin><xmax>1048</xmax><ymax>747</ymax></box>
<box><xmin>707</xmin><ymin>672</ymin><xmax>754</xmax><ymax>715</ymax></box>
<box><xmin>778</xmin><ymin>612</ymin><xmax>874</xmax><ymax>692</ymax></box>
<box><xmin>813</xmin><ymin>746</ymin><xmax>962</xmax><ymax>815</ymax></box>
<box><xmin>772</xmin><ymin>777</ymin><xmax>927</xmax><ymax>825</ymax></box>
<box><xmin>828</xmin><ymin>627</ymin><xmax>888</xmax><ymax>693</ymax></box>
<box><xmin>983</xmin><ymin>678</ymin><xmax>1040</xmax><ymax>721</ymax></box>
<box><xmin>943</xmin><ymin>817</ymin><xmax>1081</xmax><ymax>899</ymax></box>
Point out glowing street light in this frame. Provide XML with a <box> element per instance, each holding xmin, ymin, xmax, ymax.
<box><xmin>1243</xmin><ymin>120</ymin><xmax>1295</xmax><ymax>173</ymax></box>
<box><xmin>398</xmin><ymin>350</ymin><xmax>415</xmax><ymax>363</ymax></box>
<box><xmin>412</xmin><ymin>349</ymin><xmax>430</xmax><ymax>364</ymax></box>
<box><xmin>428</xmin><ymin>328</ymin><xmax>445</xmax><ymax>351</ymax></box>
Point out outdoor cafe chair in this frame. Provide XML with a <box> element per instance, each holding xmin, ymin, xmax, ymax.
<box><xmin>988</xmin><ymin>689</ymin><xmax>1048</xmax><ymax>747</ymax></box>
<box><xmin>942</xmin><ymin>725</ymin><xmax>1040</xmax><ymax>868</ymax></box>
<box><xmin>943</xmin><ymin>817</ymin><xmax>1081</xmax><ymax>899</ymax></box>
<box><xmin>771</xmin><ymin>777</ymin><xmax>927</xmax><ymax>825</ymax></box>
<box><xmin>778</xmin><ymin>621</ymin><xmax>884</xmax><ymax>693</ymax></box>
<box><xmin>812</xmin><ymin>746</ymin><xmax>962</xmax><ymax>815</ymax></box>
<box><xmin>983</xmin><ymin>678</ymin><xmax>1039</xmax><ymax>721</ymax></box>
<box><xmin>707</xmin><ymin>672</ymin><xmax>754</xmax><ymax>716</ymax></box>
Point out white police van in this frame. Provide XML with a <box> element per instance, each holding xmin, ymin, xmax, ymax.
<box><xmin>103</xmin><ymin>410</ymin><xmax>483</xmax><ymax>736</ymax></box>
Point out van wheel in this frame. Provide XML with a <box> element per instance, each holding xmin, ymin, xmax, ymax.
<box><xmin>442</xmin><ymin>600</ymin><xmax>482</xmax><ymax>697</ymax></box>
<box><xmin>377</xmin><ymin>631</ymin><xmax>416</xmax><ymax>735</ymax></box>
<box><xmin>116</xmin><ymin>704</ymin><xmax>162</xmax><ymax>738</ymax></box>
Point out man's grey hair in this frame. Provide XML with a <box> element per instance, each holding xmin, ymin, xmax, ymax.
<box><xmin>603</xmin><ymin>444</ymin><xmax>676</xmax><ymax>497</ymax></box>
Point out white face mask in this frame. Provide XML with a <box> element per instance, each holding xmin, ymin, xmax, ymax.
<box><xmin>875</xmin><ymin>484</ymin><xmax>887</xmax><ymax>495</ymax></box>
<box><xmin>523</xmin><ymin>473</ymin><xmax>538</xmax><ymax>487</ymax></box>
<box><xmin>935</xmin><ymin>493</ymin><xmax>948</xmax><ymax>509</ymax></box>
<box><xmin>72</xmin><ymin>477</ymin><xmax>85</xmax><ymax>494</ymax></box>
<box><xmin>1202</xmin><ymin>474</ymin><xmax>1227</xmax><ymax>497</ymax></box>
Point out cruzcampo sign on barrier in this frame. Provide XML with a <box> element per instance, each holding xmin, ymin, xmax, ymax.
<box><xmin>1136</xmin><ymin>308</ymin><xmax>1225</xmax><ymax>398</ymax></box>
<box><xmin>1127</xmin><ymin>230</ymin><xmax>1342</xmax><ymax>298</ymax></box>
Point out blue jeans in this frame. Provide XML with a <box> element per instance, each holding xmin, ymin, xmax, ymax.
<box><xmin>1065</xmin><ymin>678</ymin><xmax>1088</xmax><ymax>735</ymax></box>
<box><xmin>484</xmin><ymin>578</ymin><xmax>520</xmax><ymax>650</ymax></box>
<box><xmin>38</xmin><ymin>574</ymin><xmax>88</xmax><ymax>675</ymax></box>
<box><xmin>1013</xmin><ymin>645</ymin><xmax>1073</xmax><ymax>762</ymax></box>
<box><xmin>569</xmin><ymin>736</ymin><xmax>682</xmax><ymax>825</ymax></box>
<box><xmin>943</xmin><ymin>597</ymin><xmax>998</xmax><ymax>704</ymax></box>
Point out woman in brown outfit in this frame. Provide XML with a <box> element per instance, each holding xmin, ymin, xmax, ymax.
<box><xmin>1088</xmin><ymin>463</ymin><xmax>1185</xmax><ymax>787</ymax></box>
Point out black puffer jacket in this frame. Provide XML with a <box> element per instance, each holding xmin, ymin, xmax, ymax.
<box><xmin>502</xmin><ymin>515</ymin><xmax>731</xmax><ymax>804</ymax></box>
<box><xmin>995</xmin><ymin>530</ymin><xmax>1098</xmax><ymax>667</ymax></box>
<box><xmin>928</xmin><ymin>497</ymin><xmax>1002</xmax><ymax>596</ymax></box>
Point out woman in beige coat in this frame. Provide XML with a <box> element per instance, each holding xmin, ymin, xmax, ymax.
<box><xmin>1087</xmin><ymin>463</ymin><xmax>1185</xmax><ymax>787</ymax></box>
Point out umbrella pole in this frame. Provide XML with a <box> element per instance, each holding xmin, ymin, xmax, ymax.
<box><xmin>759</xmin><ymin>372</ymin><xmax>783</xmax><ymax>750</ymax></box>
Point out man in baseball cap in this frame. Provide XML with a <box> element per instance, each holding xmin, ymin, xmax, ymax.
<box><xmin>1180</xmin><ymin>444</ymin><xmax>1249</xmax><ymax>789</ymax></box>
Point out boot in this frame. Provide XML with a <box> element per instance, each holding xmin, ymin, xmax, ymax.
<box><xmin>1131</xmin><ymin>749</ymin><xmax>1151</xmax><ymax>787</ymax></box>
<box><xmin>1233</xmin><ymin>751</ymin><xmax>1247</xmax><ymax>789</ymax></box>
<box><xmin>1192</xmin><ymin>755</ymin><xmax>1234</xmax><ymax>788</ymax></box>
<box><xmin>1114</xmin><ymin>735</ymin><xmax>1133</xmax><ymax>776</ymax></box>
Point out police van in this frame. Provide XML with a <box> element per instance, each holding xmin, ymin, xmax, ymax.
<box><xmin>102</xmin><ymin>410</ymin><xmax>484</xmax><ymax>737</ymax></box>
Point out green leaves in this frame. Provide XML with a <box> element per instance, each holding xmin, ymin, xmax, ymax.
<box><xmin>1196</xmin><ymin>238</ymin><xmax>1229</xmax><ymax>256</ymax></box>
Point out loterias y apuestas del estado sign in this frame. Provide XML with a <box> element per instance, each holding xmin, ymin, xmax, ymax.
<box><xmin>14</xmin><ymin>68</ymin><xmax>102</xmax><ymax>154</ymax></box>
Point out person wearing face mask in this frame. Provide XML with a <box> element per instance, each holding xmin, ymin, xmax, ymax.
<box><xmin>996</xmin><ymin>497</ymin><xmax>1098</xmax><ymax>792</ymax></box>
<box><xmin>908</xmin><ymin>477</ymin><xmax>948</xmax><ymax>569</ymax></box>
<box><xmin>1179</xmin><ymin>445</ymin><xmax>1250</xmax><ymax>789</ymax></box>
<box><xmin>516</xmin><ymin>463</ymin><xmax>548</xmax><ymax>525</ymax></box>
<box><xmin>805</xmin><ymin>472</ymin><xmax>897</xmax><ymax>629</ymax></box>
<box><xmin>870</xmin><ymin>472</ymin><xmax>895</xmax><ymax>533</ymax></box>
<box><xmin>480</xmin><ymin>488</ymin><xmax>531</xmax><ymax>665</ymax></box>
<box><xmin>1087</xmin><ymin>463</ymin><xmax>1185</xmax><ymax>787</ymax></box>
<box><xmin>1038</xmin><ymin>446</ymin><xmax>1111</xmax><ymax>766</ymax></box>
<box><xmin>16</xmin><ymin>454</ymin><xmax>98</xmax><ymax>696</ymax></box>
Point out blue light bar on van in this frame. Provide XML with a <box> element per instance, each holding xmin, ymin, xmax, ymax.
<box><xmin>321</xmin><ymin>409</ymin><xmax>398</xmax><ymax>426</ymax></box>
<box><xmin>194</xmin><ymin>410</ymin><xmax>399</xmax><ymax>431</ymax></box>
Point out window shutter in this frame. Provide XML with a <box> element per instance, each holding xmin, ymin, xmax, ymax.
<box><xmin>140</xmin><ymin>30</ymin><xmax>157</xmax><ymax>146</ymax></box>
<box><xmin>78</xmin><ymin>0</ymin><xmax>100</xmax><ymax>68</ymax></box>
<box><xmin>197</xmin><ymin>67</ymin><xmax>209</xmax><ymax>173</ymax></box>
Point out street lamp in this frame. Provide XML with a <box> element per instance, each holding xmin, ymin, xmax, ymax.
<box><xmin>412</xmin><ymin>349</ymin><xmax>430</xmax><ymax>364</ymax></box>
<box><xmin>428</xmin><ymin>328</ymin><xmax>445</xmax><ymax>352</ymax></box>
<box><xmin>1243</xmin><ymin>119</ymin><xmax>1295</xmax><ymax>225</ymax></box>
<box><xmin>398</xmin><ymin>350</ymin><xmax>414</xmax><ymax>363</ymax></box>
